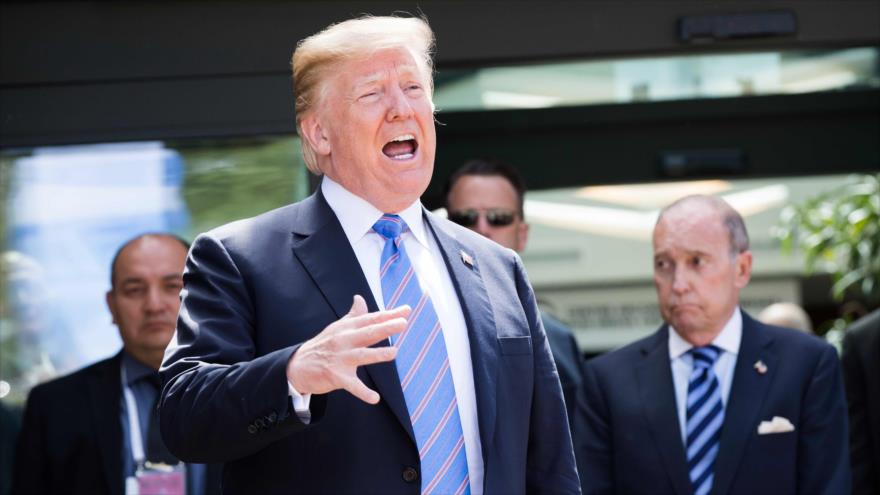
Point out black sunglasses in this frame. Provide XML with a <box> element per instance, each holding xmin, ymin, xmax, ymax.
<box><xmin>448</xmin><ymin>209</ymin><xmax>517</xmax><ymax>227</ymax></box>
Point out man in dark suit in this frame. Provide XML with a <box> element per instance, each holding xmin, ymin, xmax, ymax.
<box><xmin>12</xmin><ymin>233</ymin><xmax>220</xmax><ymax>495</ymax></box>
<box><xmin>443</xmin><ymin>158</ymin><xmax>590</xmax><ymax>492</ymax></box>
<box><xmin>581</xmin><ymin>195</ymin><xmax>850</xmax><ymax>495</ymax></box>
<box><xmin>842</xmin><ymin>308</ymin><xmax>880</xmax><ymax>494</ymax></box>
<box><xmin>158</xmin><ymin>16</ymin><xmax>579</xmax><ymax>495</ymax></box>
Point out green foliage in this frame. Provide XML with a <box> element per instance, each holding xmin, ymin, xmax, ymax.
<box><xmin>179</xmin><ymin>137</ymin><xmax>310</xmax><ymax>238</ymax></box>
<box><xmin>775</xmin><ymin>173</ymin><xmax>880</xmax><ymax>308</ymax></box>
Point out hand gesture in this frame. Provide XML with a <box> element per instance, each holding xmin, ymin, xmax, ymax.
<box><xmin>286</xmin><ymin>295</ymin><xmax>409</xmax><ymax>404</ymax></box>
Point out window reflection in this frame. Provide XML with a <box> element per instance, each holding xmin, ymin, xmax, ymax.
<box><xmin>0</xmin><ymin>136</ymin><xmax>307</xmax><ymax>403</ymax></box>
<box><xmin>434</xmin><ymin>46</ymin><xmax>880</xmax><ymax>111</ymax></box>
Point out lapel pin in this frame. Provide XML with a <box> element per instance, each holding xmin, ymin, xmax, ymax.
<box><xmin>754</xmin><ymin>360</ymin><xmax>768</xmax><ymax>375</ymax></box>
<box><xmin>460</xmin><ymin>250</ymin><xmax>474</xmax><ymax>268</ymax></box>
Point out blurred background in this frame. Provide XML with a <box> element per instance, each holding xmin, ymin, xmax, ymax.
<box><xmin>1</xmin><ymin>1</ymin><xmax>877</xmax><ymax>413</ymax></box>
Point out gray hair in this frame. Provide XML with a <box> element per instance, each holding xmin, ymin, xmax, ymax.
<box><xmin>658</xmin><ymin>195</ymin><xmax>750</xmax><ymax>257</ymax></box>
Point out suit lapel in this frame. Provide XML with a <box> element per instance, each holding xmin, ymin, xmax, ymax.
<box><xmin>712</xmin><ymin>312</ymin><xmax>777</xmax><ymax>495</ymax></box>
<box><xmin>289</xmin><ymin>189</ymin><xmax>414</xmax><ymax>443</ymax></box>
<box><xmin>89</xmin><ymin>353</ymin><xmax>124</xmax><ymax>494</ymax></box>
<box><xmin>636</xmin><ymin>326</ymin><xmax>692</xmax><ymax>495</ymax></box>
<box><xmin>425</xmin><ymin>213</ymin><xmax>499</xmax><ymax>460</ymax></box>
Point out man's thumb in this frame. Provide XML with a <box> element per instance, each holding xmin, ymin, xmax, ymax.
<box><xmin>347</xmin><ymin>294</ymin><xmax>368</xmax><ymax>317</ymax></box>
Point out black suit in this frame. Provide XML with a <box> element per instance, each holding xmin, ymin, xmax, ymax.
<box><xmin>581</xmin><ymin>311</ymin><xmax>850</xmax><ymax>494</ymax></box>
<box><xmin>158</xmin><ymin>190</ymin><xmax>579</xmax><ymax>494</ymax></box>
<box><xmin>542</xmin><ymin>313</ymin><xmax>590</xmax><ymax>495</ymax></box>
<box><xmin>12</xmin><ymin>353</ymin><xmax>220</xmax><ymax>495</ymax></box>
<box><xmin>842</xmin><ymin>308</ymin><xmax>880</xmax><ymax>495</ymax></box>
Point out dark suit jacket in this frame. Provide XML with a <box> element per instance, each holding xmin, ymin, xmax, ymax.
<box><xmin>158</xmin><ymin>189</ymin><xmax>579</xmax><ymax>494</ymax></box>
<box><xmin>542</xmin><ymin>313</ymin><xmax>590</xmax><ymax>495</ymax></box>
<box><xmin>11</xmin><ymin>353</ymin><xmax>221</xmax><ymax>495</ymax></box>
<box><xmin>842</xmin><ymin>308</ymin><xmax>880</xmax><ymax>495</ymax></box>
<box><xmin>13</xmin><ymin>354</ymin><xmax>127</xmax><ymax>495</ymax></box>
<box><xmin>581</xmin><ymin>311</ymin><xmax>850</xmax><ymax>495</ymax></box>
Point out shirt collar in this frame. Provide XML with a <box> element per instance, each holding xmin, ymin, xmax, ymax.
<box><xmin>121</xmin><ymin>350</ymin><xmax>157</xmax><ymax>386</ymax></box>
<box><xmin>668</xmin><ymin>307</ymin><xmax>742</xmax><ymax>360</ymax></box>
<box><xmin>321</xmin><ymin>176</ymin><xmax>429</xmax><ymax>249</ymax></box>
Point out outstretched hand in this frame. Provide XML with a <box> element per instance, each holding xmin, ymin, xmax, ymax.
<box><xmin>286</xmin><ymin>295</ymin><xmax>409</xmax><ymax>404</ymax></box>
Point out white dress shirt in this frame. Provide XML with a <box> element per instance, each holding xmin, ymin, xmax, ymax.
<box><xmin>668</xmin><ymin>307</ymin><xmax>742</xmax><ymax>446</ymax></box>
<box><xmin>295</xmin><ymin>177</ymin><xmax>485</xmax><ymax>493</ymax></box>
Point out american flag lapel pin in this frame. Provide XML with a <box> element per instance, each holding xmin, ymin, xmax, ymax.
<box><xmin>460</xmin><ymin>250</ymin><xmax>474</xmax><ymax>268</ymax></box>
<box><xmin>754</xmin><ymin>360</ymin><xmax>768</xmax><ymax>374</ymax></box>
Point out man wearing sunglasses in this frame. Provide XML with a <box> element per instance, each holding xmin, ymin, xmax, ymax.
<box><xmin>444</xmin><ymin>158</ymin><xmax>589</xmax><ymax>494</ymax></box>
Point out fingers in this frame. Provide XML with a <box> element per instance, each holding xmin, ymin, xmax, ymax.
<box><xmin>343</xmin><ymin>317</ymin><xmax>408</xmax><ymax>348</ymax></box>
<box><xmin>347</xmin><ymin>294</ymin><xmax>369</xmax><ymax>318</ymax></box>
<box><xmin>291</xmin><ymin>295</ymin><xmax>410</xmax><ymax>405</ymax></box>
<box><xmin>344</xmin><ymin>345</ymin><xmax>398</xmax><ymax>367</ymax></box>
<box><xmin>342</xmin><ymin>299</ymin><xmax>411</xmax><ymax>328</ymax></box>
<box><xmin>344</xmin><ymin>376</ymin><xmax>381</xmax><ymax>405</ymax></box>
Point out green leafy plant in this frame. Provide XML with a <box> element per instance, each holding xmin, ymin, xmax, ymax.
<box><xmin>774</xmin><ymin>173</ymin><xmax>879</xmax><ymax>348</ymax></box>
<box><xmin>776</xmin><ymin>173</ymin><xmax>880</xmax><ymax>308</ymax></box>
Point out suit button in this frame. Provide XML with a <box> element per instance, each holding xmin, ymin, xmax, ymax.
<box><xmin>268</xmin><ymin>411</ymin><xmax>278</xmax><ymax>423</ymax></box>
<box><xmin>247</xmin><ymin>424</ymin><xmax>257</xmax><ymax>434</ymax></box>
<box><xmin>402</xmin><ymin>467</ymin><xmax>418</xmax><ymax>483</ymax></box>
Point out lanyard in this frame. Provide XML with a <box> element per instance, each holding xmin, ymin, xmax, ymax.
<box><xmin>121</xmin><ymin>365</ymin><xmax>146</xmax><ymax>466</ymax></box>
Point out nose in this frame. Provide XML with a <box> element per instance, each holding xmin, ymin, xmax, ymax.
<box><xmin>144</xmin><ymin>286</ymin><xmax>165</xmax><ymax>313</ymax></box>
<box><xmin>386</xmin><ymin>86</ymin><xmax>414</xmax><ymax>121</ymax></box>
<box><xmin>474</xmin><ymin>213</ymin><xmax>493</xmax><ymax>238</ymax></box>
<box><xmin>671</xmin><ymin>265</ymin><xmax>690</xmax><ymax>294</ymax></box>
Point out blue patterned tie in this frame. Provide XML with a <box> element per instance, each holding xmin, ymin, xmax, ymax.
<box><xmin>686</xmin><ymin>345</ymin><xmax>724</xmax><ymax>495</ymax></box>
<box><xmin>373</xmin><ymin>214</ymin><xmax>471</xmax><ymax>495</ymax></box>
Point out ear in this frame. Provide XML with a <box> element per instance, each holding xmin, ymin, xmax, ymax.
<box><xmin>299</xmin><ymin>113</ymin><xmax>332</xmax><ymax>157</ymax></box>
<box><xmin>516</xmin><ymin>222</ymin><xmax>530</xmax><ymax>253</ymax></box>
<box><xmin>734</xmin><ymin>250</ymin><xmax>753</xmax><ymax>289</ymax></box>
<box><xmin>105</xmin><ymin>290</ymin><xmax>117</xmax><ymax>325</ymax></box>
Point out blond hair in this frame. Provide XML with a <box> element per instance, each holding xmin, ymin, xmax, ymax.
<box><xmin>292</xmin><ymin>15</ymin><xmax>435</xmax><ymax>174</ymax></box>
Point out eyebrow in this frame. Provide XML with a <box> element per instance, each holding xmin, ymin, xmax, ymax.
<box><xmin>654</xmin><ymin>248</ymin><xmax>713</xmax><ymax>259</ymax></box>
<box><xmin>119</xmin><ymin>273</ymin><xmax>182</xmax><ymax>286</ymax></box>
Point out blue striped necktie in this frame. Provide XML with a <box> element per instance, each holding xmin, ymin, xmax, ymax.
<box><xmin>686</xmin><ymin>345</ymin><xmax>724</xmax><ymax>495</ymax></box>
<box><xmin>373</xmin><ymin>214</ymin><xmax>471</xmax><ymax>495</ymax></box>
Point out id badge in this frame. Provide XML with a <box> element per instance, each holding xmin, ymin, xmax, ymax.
<box><xmin>126</xmin><ymin>463</ymin><xmax>186</xmax><ymax>495</ymax></box>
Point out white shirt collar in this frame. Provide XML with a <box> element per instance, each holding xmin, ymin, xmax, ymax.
<box><xmin>668</xmin><ymin>307</ymin><xmax>742</xmax><ymax>360</ymax></box>
<box><xmin>320</xmin><ymin>176</ymin><xmax>429</xmax><ymax>248</ymax></box>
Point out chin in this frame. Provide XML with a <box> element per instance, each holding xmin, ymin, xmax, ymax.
<box><xmin>670</xmin><ymin>313</ymin><xmax>701</xmax><ymax>333</ymax></box>
<box><xmin>388</xmin><ymin>175</ymin><xmax>430</xmax><ymax>200</ymax></box>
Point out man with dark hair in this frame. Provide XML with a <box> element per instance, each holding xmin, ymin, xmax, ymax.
<box><xmin>444</xmin><ymin>158</ymin><xmax>589</xmax><ymax>491</ymax></box>
<box><xmin>443</xmin><ymin>159</ymin><xmax>530</xmax><ymax>251</ymax></box>
<box><xmin>580</xmin><ymin>195</ymin><xmax>850</xmax><ymax>494</ymax></box>
<box><xmin>13</xmin><ymin>233</ymin><xmax>220</xmax><ymax>495</ymax></box>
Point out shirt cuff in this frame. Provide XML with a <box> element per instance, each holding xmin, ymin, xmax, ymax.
<box><xmin>287</xmin><ymin>381</ymin><xmax>312</xmax><ymax>424</ymax></box>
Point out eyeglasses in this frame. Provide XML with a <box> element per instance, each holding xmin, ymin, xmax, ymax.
<box><xmin>447</xmin><ymin>208</ymin><xmax>517</xmax><ymax>227</ymax></box>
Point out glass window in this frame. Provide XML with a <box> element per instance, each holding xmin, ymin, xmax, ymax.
<box><xmin>434</xmin><ymin>47</ymin><xmax>880</xmax><ymax>111</ymax></box>
<box><xmin>0</xmin><ymin>136</ymin><xmax>308</xmax><ymax>404</ymax></box>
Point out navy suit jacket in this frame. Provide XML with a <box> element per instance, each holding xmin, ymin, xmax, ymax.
<box><xmin>12</xmin><ymin>353</ymin><xmax>221</xmax><ymax>495</ymax></box>
<box><xmin>842</xmin><ymin>309</ymin><xmax>880</xmax><ymax>495</ymax></box>
<box><xmin>581</xmin><ymin>311</ymin><xmax>850</xmax><ymax>495</ymax></box>
<box><xmin>158</xmin><ymin>189</ymin><xmax>580</xmax><ymax>494</ymax></box>
<box><xmin>542</xmin><ymin>313</ymin><xmax>590</xmax><ymax>495</ymax></box>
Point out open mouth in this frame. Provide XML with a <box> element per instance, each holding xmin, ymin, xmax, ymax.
<box><xmin>382</xmin><ymin>134</ymin><xmax>418</xmax><ymax>160</ymax></box>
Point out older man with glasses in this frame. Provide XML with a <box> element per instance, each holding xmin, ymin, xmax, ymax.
<box><xmin>444</xmin><ymin>158</ymin><xmax>590</xmax><ymax>494</ymax></box>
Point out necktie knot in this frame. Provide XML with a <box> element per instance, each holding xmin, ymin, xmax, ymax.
<box><xmin>373</xmin><ymin>214</ymin><xmax>406</xmax><ymax>240</ymax></box>
<box><xmin>691</xmin><ymin>345</ymin><xmax>721</xmax><ymax>369</ymax></box>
